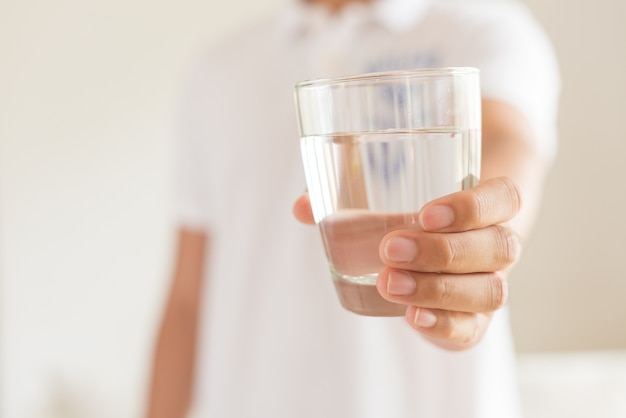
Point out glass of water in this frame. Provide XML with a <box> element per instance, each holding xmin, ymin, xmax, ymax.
<box><xmin>294</xmin><ymin>68</ymin><xmax>481</xmax><ymax>317</ymax></box>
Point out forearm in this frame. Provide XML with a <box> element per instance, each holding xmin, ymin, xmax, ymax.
<box><xmin>480</xmin><ymin>99</ymin><xmax>553</xmax><ymax>240</ymax></box>
<box><xmin>145</xmin><ymin>228</ymin><xmax>207</xmax><ymax>418</ymax></box>
<box><xmin>145</xmin><ymin>303</ymin><xmax>200</xmax><ymax>418</ymax></box>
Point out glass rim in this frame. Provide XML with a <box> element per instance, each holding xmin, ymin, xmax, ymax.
<box><xmin>295</xmin><ymin>67</ymin><xmax>479</xmax><ymax>90</ymax></box>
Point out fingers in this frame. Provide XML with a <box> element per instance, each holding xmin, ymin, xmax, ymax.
<box><xmin>375</xmin><ymin>266</ymin><xmax>503</xmax><ymax>350</ymax></box>
<box><xmin>377</xmin><ymin>269</ymin><xmax>508</xmax><ymax>313</ymax></box>
<box><xmin>404</xmin><ymin>306</ymin><xmax>493</xmax><ymax>350</ymax></box>
<box><xmin>419</xmin><ymin>177</ymin><xmax>521</xmax><ymax>232</ymax></box>
<box><xmin>373</xmin><ymin>177</ymin><xmax>520</xmax><ymax>349</ymax></box>
<box><xmin>292</xmin><ymin>194</ymin><xmax>315</xmax><ymax>225</ymax></box>
<box><xmin>297</xmin><ymin>177</ymin><xmax>521</xmax><ymax>231</ymax></box>
<box><xmin>380</xmin><ymin>225</ymin><xmax>521</xmax><ymax>274</ymax></box>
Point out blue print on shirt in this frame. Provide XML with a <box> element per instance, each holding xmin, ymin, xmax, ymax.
<box><xmin>364</xmin><ymin>51</ymin><xmax>439</xmax><ymax>73</ymax></box>
<box><xmin>364</xmin><ymin>50</ymin><xmax>441</xmax><ymax>127</ymax></box>
<box><xmin>359</xmin><ymin>51</ymin><xmax>441</xmax><ymax>187</ymax></box>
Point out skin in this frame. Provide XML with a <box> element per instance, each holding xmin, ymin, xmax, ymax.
<box><xmin>145</xmin><ymin>0</ymin><xmax>552</xmax><ymax>416</ymax></box>
<box><xmin>305</xmin><ymin>0</ymin><xmax>371</xmax><ymax>12</ymax></box>
<box><xmin>293</xmin><ymin>99</ymin><xmax>549</xmax><ymax>350</ymax></box>
<box><xmin>145</xmin><ymin>229</ymin><xmax>207</xmax><ymax>418</ymax></box>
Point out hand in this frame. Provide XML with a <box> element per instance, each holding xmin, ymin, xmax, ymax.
<box><xmin>293</xmin><ymin>177</ymin><xmax>522</xmax><ymax>351</ymax></box>
<box><xmin>375</xmin><ymin>177</ymin><xmax>522</xmax><ymax>350</ymax></box>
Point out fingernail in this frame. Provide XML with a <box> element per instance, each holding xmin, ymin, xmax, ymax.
<box><xmin>414</xmin><ymin>308</ymin><xmax>437</xmax><ymax>328</ymax></box>
<box><xmin>387</xmin><ymin>271</ymin><xmax>416</xmax><ymax>296</ymax></box>
<box><xmin>420</xmin><ymin>205</ymin><xmax>455</xmax><ymax>231</ymax></box>
<box><xmin>384</xmin><ymin>237</ymin><xmax>417</xmax><ymax>263</ymax></box>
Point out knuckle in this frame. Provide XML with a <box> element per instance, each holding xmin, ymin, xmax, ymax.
<box><xmin>417</xmin><ymin>278</ymin><xmax>454</xmax><ymax>306</ymax></box>
<box><xmin>425</xmin><ymin>311</ymin><xmax>485</xmax><ymax>350</ymax></box>
<box><xmin>499</xmin><ymin>177</ymin><xmax>523</xmax><ymax>215</ymax></box>
<box><xmin>469</xmin><ymin>189</ymin><xmax>487</xmax><ymax>225</ymax></box>
<box><xmin>439</xmin><ymin>314</ymin><xmax>480</xmax><ymax>348</ymax></box>
<box><xmin>468</xmin><ymin>177</ymin><xmax>522</xmax><ymax>227</ymax></box>
<box><xmin>436</xmin><ymin>314</ymin><xmax>457</xmax><ymax>340</ymax></box>
<box><xmin>440</xmin><ymin>237</ymin><xmax>463</xmax><ymax>271</ymax></box>
<box><xmin>436</xmin><ymin>279</ymin><xmax>454</xmax><ymax>306</ymax></box>
<box><xmin>493</xmin><ymin>225</ymin><xmax>521</xmax><ymax>266</ymax></box>
<box><xmin>461</xmin><ymin>315</ymin><xmax>481</xmax><ymax>347</ymax></box>
<box><xmin>487</xmin><ymin>272</ymin><xmax>509</xmax><ymax>311</ymax></box>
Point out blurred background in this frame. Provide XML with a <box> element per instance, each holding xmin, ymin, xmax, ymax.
<box><xmin>1</xmin><ymin>0</ymin><xmax>624</xmax><ymax>417</ymax></box>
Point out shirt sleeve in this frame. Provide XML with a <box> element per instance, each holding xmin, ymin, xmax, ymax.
<box><xmin>172</xmin><ymin>54</ymin><xmax>218</xmax><ymax>229</ymax></box>
<box><xmin>458</xmin><ymin>1</ymin><xmax>562</xmax><ymax>159</ymax></box>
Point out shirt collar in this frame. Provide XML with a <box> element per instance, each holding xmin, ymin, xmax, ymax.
<box><xmin>279</xmin><ymin>0</ymin><xmax>430</xmax><ymax>36</ymax></box>
<box><xmin>371</xmin><ymin>0</ymin><xmax>431</xmax><ymax>32</ymax></box>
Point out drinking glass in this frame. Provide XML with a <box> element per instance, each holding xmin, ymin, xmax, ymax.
<box><xmin>294</xmin><ymin>68</ymin><xmax>481</xmax><ymax>316</ymax></box>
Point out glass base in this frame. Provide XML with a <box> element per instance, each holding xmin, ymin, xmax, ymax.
<box><xmin>332</xmin><ymin>273</ymin><xmax>406</xmax><ymax>317</ymax></box>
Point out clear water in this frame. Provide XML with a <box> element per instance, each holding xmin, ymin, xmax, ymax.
<box><xmin>300</xmin><ymin>129</ymin><xmax>480</xmax><ymax>286</ymax></box>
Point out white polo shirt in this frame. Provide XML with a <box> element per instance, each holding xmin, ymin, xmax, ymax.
<box><xmin>176</xmin><ymin>1</ymin><xmax>560</xmax><ymax>417</ymax></box>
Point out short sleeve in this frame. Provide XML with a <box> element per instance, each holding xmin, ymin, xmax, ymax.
<box><xmin>458</xmin><ymin>1</ymin><xmax>561</xmax><ymax>159</ymax></box>
<box><xmin>172</xmin><ymin>54</ymin><xmax>217</xmax><ymax>229</ymax></box>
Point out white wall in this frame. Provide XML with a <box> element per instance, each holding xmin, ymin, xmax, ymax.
<box><xmin>0</xmin><ymin>1</ymin><xmax>285</xmax><ymax>417</ymax></box>
<box><xmin>508</xmin><ymin>0</ymin><xmax>626</xmax><ymax>352</ymax></box>
<box><xmin>1</xmin><ymin>0</ymin><xmax>625</xmax><ymax>417</ymax></box>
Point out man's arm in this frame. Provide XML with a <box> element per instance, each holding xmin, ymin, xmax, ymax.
<box><xmin>294</xmin><ymin>98</ymin><xmax>554</xmax><ymax>350</ymax></box>
<box><xmin>145</xmin><ymin>228</ymin><xmax>208</xmax><ymax>418</ymax></box>
<box><xmin>374</xmin><ymin>98</ymin><xmax>552</xmax><ymax>350</ymax></box>
<box><xmin>480</xmin><ymin>99</ymin><xmax>552</xmax><ymax>239</ymax></box>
